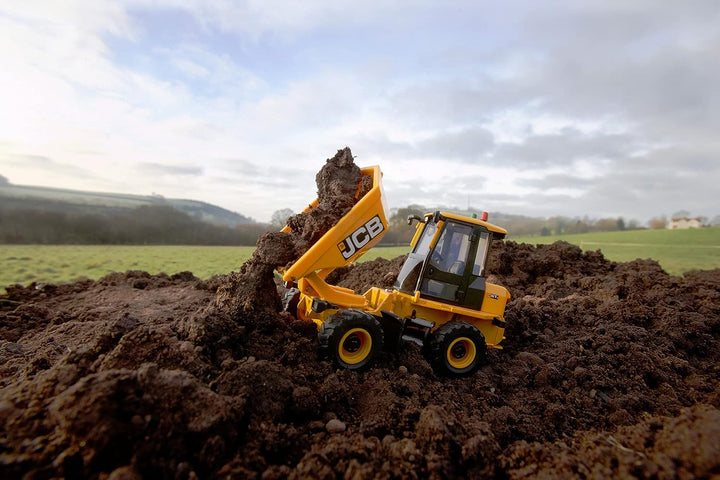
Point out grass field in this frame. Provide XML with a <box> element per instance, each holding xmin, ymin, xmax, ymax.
<box><xmin>0</xmin><ymin>245</ymin><xmax>411</xmax><ymax>292</ymax></box>
<box><xmin>509</xmin><ymin>226</ymin><xmax>720</xmax><ymax>276</ymax></box>
<box><xmin>2</xmin><ymin>229</ymin><xmax>718</xmax><ymax>292</ymax></box>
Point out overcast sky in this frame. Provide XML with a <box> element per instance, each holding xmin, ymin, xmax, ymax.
<box><xmin>1</xmin><ymin>1</ymin><xmax>718</xmax><ymax>224</ymax></box>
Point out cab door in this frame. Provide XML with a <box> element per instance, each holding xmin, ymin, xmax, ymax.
<box><xmin>419</xmin><ymin>222</ymin><xmax>491</xmax><ymax>311</ymax></box>
<box><xmin>419</xmin><ymin>222</ymin><xmax>472</xmax><ymax>303</ymax></box>
<box><xmin>462</xmin><ymin>230</ymin><xmax>490</xmax><ymax>310</ymax></box>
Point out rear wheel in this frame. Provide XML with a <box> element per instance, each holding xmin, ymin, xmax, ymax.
<box><xmin>319</xmin><ymin>310</ymin><xmax>383</xmax><ymax>371</ymax></box>
<box><xmin>427</xmin><ymin>321</ymin><xmax>486</xmax><ymax>377</ymax></box>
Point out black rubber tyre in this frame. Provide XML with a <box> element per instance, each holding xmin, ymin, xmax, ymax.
<box><xmin>282</xmin><ymin>287</ymin><xmax>301</xmax><ymax>317</ymax></box>
<box><xmin>318</xmin><ymin>310</ymin><xmax>384</xmax><ymax>371</ymax></box>
<box><xmin>427</xmin><ymin>321</ymin><xmax>487</xmax><ymax>377</ymax></box>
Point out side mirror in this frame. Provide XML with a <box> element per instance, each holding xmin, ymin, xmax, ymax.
<box><xmin>407</xmin><ymin>215</ymin><xmax>423</xmax><ymax>226</ymax></box>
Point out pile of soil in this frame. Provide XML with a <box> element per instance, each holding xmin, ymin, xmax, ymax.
<box><xmin>2</xmin><ymin>241</ymin><xmax>718</xmax><ymax>478</ymax></box>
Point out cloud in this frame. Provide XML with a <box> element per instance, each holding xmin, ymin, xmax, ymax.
<box><xmin>0</xmin><ymin>153</ymin><xmax>114</xmax><ymax>195</ymax></box>
<box><xmin>417</xmin><ymin>127</ymin><xmax>495</xmax><ymax>161</ymax></box>
<box><xmin>517</xmin><ymin>174</ymin><xmax>597</xmax><ymax>190</ymax></box>
<box><xmin>138</xmin><ymin>163</ymin><xmax>204</xmax><ymax>176</ymax></box>
<box><xmin>142</xmin><ymin>0</ymin><xmax>438</xmax><ymax>39</ymax></box>
<box><xmin>516</xmin><ymin>1</ymin><xmax>720</xmax><ymax>134</ymax></box>
<box><xmin>0</xmin><ymin>154</ymin><xmax>98</xmax><ymax>179</ymax></box>
<box><xmin>493</xmin><ymin>128</ymin><xmax>637</xmax><ymax>168</ymax></box>
<box><xmin>3</xmin><ymin>154</ymin><xmax>56</xmax><ymax>168</ymax></box>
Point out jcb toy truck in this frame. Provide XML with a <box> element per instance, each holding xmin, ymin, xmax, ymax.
<box><xmin>280</xmin><ymin>166</ymin><xmax>510</xmax><ymax>376</ymax></box>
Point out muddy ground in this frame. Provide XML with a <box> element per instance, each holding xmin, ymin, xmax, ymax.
<box><xmin>1</xmin><ymin>240</ymin><xmax>719</xmax><ymax>479</ymax></box>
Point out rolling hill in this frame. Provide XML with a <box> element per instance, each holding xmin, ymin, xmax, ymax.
<box><xmin>0</xmin><ymin>183</ymin><xmax>254</xmax><ymax>227</ymax></box>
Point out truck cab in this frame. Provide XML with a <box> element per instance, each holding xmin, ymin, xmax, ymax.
<box><xmin>396</xmin><ymin>211</ymin><xmax>504</xmax><ymax>311</ymax></box>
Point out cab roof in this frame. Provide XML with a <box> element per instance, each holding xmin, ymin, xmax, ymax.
<box><xmin>425</xmin><ymin>211</ymin><xmax>508</xmax><ymax>236</ymax></box>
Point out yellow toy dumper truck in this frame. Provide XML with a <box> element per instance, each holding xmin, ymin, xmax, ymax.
<box><xmin>280</xmin><ymin>165</ymin><xmax>510</xmax><ymax>377</ymax></box>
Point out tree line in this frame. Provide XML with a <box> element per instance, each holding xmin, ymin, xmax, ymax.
<box><xmin>0</xmin><ymin>204</ymin><xmax>267</xmax><ymax>245</ymax></box>
<box><xmin>375</xmin><ymin>205</ymin><xmax>655</xmax><ymax>245</ymax></box>
<box><xmin>271</xmin><ymin>205</ymin><xmax>716</xmax><ymax>247</ymax></box>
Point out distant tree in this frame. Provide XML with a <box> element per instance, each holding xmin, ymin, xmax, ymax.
<box><xmin>0</xmin><ymin>174</ymin><xmax>9</xmax><ymax>185</ymax></box>
<box><xmin>711</xmin><ymin>215</ymin><xmax>720</xmax><ymax>226</ymax></box>
<box><xmin>649</xmin><ymin>216</ymin><xmax>667</xmax><ymax>229</ymax></box>
<box><xmin>540</xmin><ymin>226</ymin><xmax>551</xmax><ymax>236</ymax></box>
<box><xmin>390</xmin><ymin>205</ymin><xmax>427</xmax><ymax>224</ymax></box>
<box><xmin>565</xmin><ymin>219</ymin><xmax>590</xmax><ymax>234</ymax></box>
<box><xmin>626</xmin><ymin>219</ymin><xmax>642</xmax><ymax>230</ymax></box>
<box><xmin>379</xmin><ymin>205</ymin><xmax>428</xmax><ymax>245</ymax></box>
<box><xmin>617</xmin><ymin>217</ymin><xmax>625</xmax><ymax>231</ymax></box>
<box><xmin>546</xmin><ymin>216</ymin><xmax>569</xmax><ymax>235</ymax></box>
<box><xmin>483</xmin><ymin>212</ymin><xmax>545</xmax><ymax>237</ymax></box>
<box><xmin>270</xmin><ymin>208</ymin><xmax>295</xmax><ymax>229</ymax></box>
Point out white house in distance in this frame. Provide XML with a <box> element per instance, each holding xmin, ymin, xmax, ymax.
<box><xmin>668</xmin><ymin>217</ymin><xmax>704</xmax><ymax>229</ymax></box>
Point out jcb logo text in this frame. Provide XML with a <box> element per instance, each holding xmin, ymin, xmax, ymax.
<box><xmin>338</xmin><ymin>215</ymin><xmax>385</xmax><ymax>259</ymax></box>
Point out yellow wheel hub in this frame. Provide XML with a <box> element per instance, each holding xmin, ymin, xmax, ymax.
<box><xmin>339</xmin><ymin>328</ymin><xmax>372</xmax><ymax>365</ymax></box>
<box><xmin>447</xmin><ymin>337</ymin><xmax>476</xmax><ymax>369</ymax></box>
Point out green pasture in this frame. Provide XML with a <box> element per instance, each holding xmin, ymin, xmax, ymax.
<box><xmin>0</xmin><ymin>245</ymin><xmax>252</xmax><ymax>292</ymax></box>
<box><xmin>509</xmin><ymin>226</ymin><xmax>720</xmax><ymax>276</ymax></box>
<box><xmin>0</xmin><ymin>245</ymin><xmax>411</xmax><ymax>292</ymax></box>
<box><xmin>1</xmin><ymin>228</ymin><xmax>718</xmax><ymax>292</ymax></box>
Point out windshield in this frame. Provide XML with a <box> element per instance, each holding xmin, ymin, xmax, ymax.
<box><xmin>395</xmin><ymin>222</ymin><xmax>436</xmax><ymax>293</ymax></box>
<box><xmin>413</xmin><ymin>221</ymin><xmax>436</xmax><ymax>256</ymax></box>
<box><xmin>395</xmin><ymin>254</ymin><xmax>424</xmax><ymax>293</ymax></box>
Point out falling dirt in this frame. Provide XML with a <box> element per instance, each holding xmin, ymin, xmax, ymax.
<box><xmin>216</xmin><ymin>147</ymin><xmax>366</xmax><ymax>319</ymax></box>
<box><xmin>284</xmin><ymin>146</ymin><xmax>365</xmax><ymax>259</ymax></box>
<box><xmin>1</xmin><ymin>149</ymin><xmax>719</xmax><ymax>478</ymax></box>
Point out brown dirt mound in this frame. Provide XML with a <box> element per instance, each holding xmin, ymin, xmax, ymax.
<box><xmin>325</xmin><ymin>254</ymin><xmax>408</xmax><ymax>293</ymax></box>
<box><xmin>501</xmin><ymin>404</ymin><xmax>720</xmax><ymax>479</ymax></box>
<box><xmin>1</xmin><ymin>237</ymin><xmax>719</xmax><ymax>478</ymax></box>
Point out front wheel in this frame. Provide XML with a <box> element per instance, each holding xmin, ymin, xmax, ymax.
<box><xmin>319</xmin><ymin>310</ymin><xmax>384</xmax><ymax>371</ymax></box>
<box><xmin>427</xmin><ymin>322</ymin><xmax>486</xmax><ymax>377</ymax></box>
<box><xmin>281</xmin><ymin>287</ymin><xmax>301</xmax><ymax>317</ymax></box>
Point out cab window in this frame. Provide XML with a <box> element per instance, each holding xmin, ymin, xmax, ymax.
<box><xmin>430</xmin><ymin>223</ymin><xmax>472</xmax><ymax>275</ymax></box>
<box><xmin>472</xmin><ymin>232</ymin><xmax>490</xmax><ymax>276</ymax></box>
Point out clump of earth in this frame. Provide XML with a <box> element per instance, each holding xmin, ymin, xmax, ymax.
<box><xmin>215</xmin><ymin>147</ymin><xmax>367</xmax><ymax>318</ymax></box>
<box><xmin>1</xmin><ymin>149</ymin><xmax>719</xmax><ymax>478</ymax></box>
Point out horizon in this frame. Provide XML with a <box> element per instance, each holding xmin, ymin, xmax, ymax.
<box><xmin>1</xmin><ymin>1</ymin><xmax>719</xmax><ymax>223</ymax></box>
